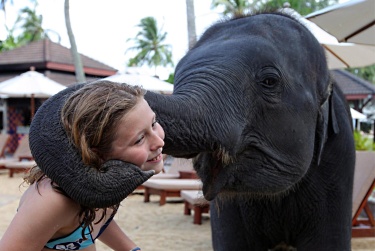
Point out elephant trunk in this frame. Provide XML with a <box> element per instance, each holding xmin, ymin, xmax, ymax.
<box><xmin>145</xmin><ymin>80</ymin><xmax>243</xmax><ymax>160</ymax></box>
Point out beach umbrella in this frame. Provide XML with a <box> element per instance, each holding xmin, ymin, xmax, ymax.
<box><xmin>283</xmin><ymin>7</ymin><xmax>375</xmax><ymax>69</ymax></box>
<box><xmin>351</xmin><ymin>108</ymin><xmax>367</xmax><ymax>120</ymax></box>
<box><xmin>104</xmin><ymin>72</ymin><xmax>173</xmax><ymax>94</ymax></box>
<box><xmin>0</xmin><ymin>70</ymin><xmax>66</xmax><ymax>118</ymax></box>
<box><xmin>306</xmin><ymin>0</ymin><xmax>375</xmax><ymax>46</ymax></box>
<box><xmin>350</xmin><ymin>108</ymin><xmax>367</xmax><ymax>130</ymax></box>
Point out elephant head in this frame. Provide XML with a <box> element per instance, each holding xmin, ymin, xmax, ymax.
<box><xmin>145</xmin><ymin>11</ymin><xmax>343</xmax><ymax>201</ymax></box>
<box><xmin>30</xmin><ymin>10</ymin><xmax>353</xmax><ymax>210</ymax></box>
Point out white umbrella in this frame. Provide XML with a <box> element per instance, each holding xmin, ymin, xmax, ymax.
<box><xmin>306</xmin><ymin>0</ymin><xmax>375</xmax><ymax>46</ymax></box>
<box><xmin>282</xmin><ymin>7</ymin><xmax>375</xmax><ymax>69</ymax></box>
<box><xmin>104</xmin><ymin>72</ymin><xmax>174</xmax><ymax>94</ymax></box>
<box><xmin>0</xmin><ymin>71</ymin><xmax>66</xmax><ymax>118</ymax></box>
<box><xmin>350</xmin><ymin>108</ymin><xmax>367</xmax><ymax>130</ymax></box>
<box><xmin>351</xmin><ymin>108</ymin><xmax>367</xmax><ymax>120</ymax></box>
<box><xmin>323</xmin><ymin>43</ymin><xmax>375</xmax><ymax>69</ymax></box>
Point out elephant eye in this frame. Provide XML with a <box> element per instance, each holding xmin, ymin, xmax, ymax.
<box><xmin>256</xmin><ymin>67</ymin><xmax>281</xmax><ymax>88</ymax></box>
<box><xmin>261</xmin><ymin>76</ymin><xmax>278</xmax><ymax>87</ymax></box>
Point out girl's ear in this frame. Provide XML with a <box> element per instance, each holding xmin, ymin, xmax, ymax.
<box><xmin>30</xmin><ymin>84</ymin><xmax>154</xmax><ymax>208</ymax></box>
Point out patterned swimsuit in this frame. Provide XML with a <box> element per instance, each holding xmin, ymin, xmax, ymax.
<box><xmin>44</xmin><ymin>216</ymin><xmax>113</xmax><ymax>250</ymax></box>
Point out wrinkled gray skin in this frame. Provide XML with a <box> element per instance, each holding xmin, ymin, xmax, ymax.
<box><xmin>144</xmin><ymin>11</ymin><xmax>355</xmax><ymax>251</ymax></box>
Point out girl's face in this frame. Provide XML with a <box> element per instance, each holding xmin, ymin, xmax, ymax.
<box><xmin>109</xmin><ymin>98</ymin><xmax>165</xmax><ymax>174</ymax></box>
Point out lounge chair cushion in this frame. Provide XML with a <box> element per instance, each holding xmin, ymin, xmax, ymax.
<box><xmin>181</xmin><ymin>190</ymin><xmax>208</xmax><ymax>206</ymax></box>
<box><xmin>143</xmin><ymin>179</ymin><xmax>202</xmax><ymax>190</ymax></box>
<box><xmin>352</xmin><ymin>151</ymin><xmax>375</xmax><ymax>218</ymax></box>
<box><xmin>151</xmin><ymin>172</ymin><xmax>180</xmax><ymax>179</ymax></box>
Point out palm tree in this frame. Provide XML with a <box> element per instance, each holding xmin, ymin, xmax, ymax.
<box><xmin>211</xmin><ymin>0</ymin><xmax>339</xmax><ymax>17</ymax></box>
<box><xmin>0</xmin><ymin>25</ymin><xmax>17</xmax><ymax>52</ymax></box>
<box><xmin>211</xmin><ymin>0</ymin><xmax>254</xmax><ymax>17</ymax></box>
<box><xmin>126</xmin><ymin>16</ymin><xmax>173</xmax><ymax>76</ymax></box>
<box><xmin>15</xmin><ymin>5</ymin><xmax>46</xmax><ymax>44</ymax></box>
<box><xmin>1</xmin><ymin>1</ymin><xmax>60</xmax><ymax>51</ymax></box>
<box><xmin>0</xmin><ymin>0</ymin><xmax>61</xmax><ymax>51</ymax></box>
<box><xmin>64</xmin><ymin>0</ymin><xmax>85</xmax><ymax>83</ymax></box>
<box><xmin>186</xmin><ymin>0</ymin><xmax>197</xmax><ymax>49</ymax></box>
<box><xmin>259</xmin><ymin>0</ymin><xmax>338</xmax><ymax>16</ymax></box>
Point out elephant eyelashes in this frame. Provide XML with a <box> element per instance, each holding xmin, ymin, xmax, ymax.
<box><xmin>255</xmin><ymin>67</ymin><xmax>282</xmax><ymax>103</ymax></box>
<box><xmin>261</xmin><ymin>77</ymin><xmax>278</xmax><ymax>87</ymax></box>
<box><xmin>256</xmin><ymin>67</ymin><xmax>281</xmax><ymax>89</ymax></box>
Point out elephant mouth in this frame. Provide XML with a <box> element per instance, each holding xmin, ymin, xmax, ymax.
<box><xmin>200</xmin><ymin>157</ymin><xmax>229</xmax><ymax>201</ymax></box>
<box><xmin>202</xmin><ymin>177</ymin><xmax>226</xmax><ymax>201</ymax></box>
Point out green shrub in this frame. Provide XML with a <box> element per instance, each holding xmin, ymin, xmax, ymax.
<box><xmin>353</xmin><ymin>130</ymin><xmax>375</xmax><ymax>151</ymax></box>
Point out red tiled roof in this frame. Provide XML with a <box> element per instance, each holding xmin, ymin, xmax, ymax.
<box><xmin>0</xmin><ymin>39</ymin><xmax>118</xmax><ymax>86</ymax></box>
<box><xmin>332</xmin><ymin>69</ymin><xmax>375</xmax><ymax>100</ymax></box>
<box><xmin>0</xmin><ymin>39</ymin><xmax>117</xmax><ymax>72</ymax></box>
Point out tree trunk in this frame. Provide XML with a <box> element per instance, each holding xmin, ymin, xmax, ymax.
<box><xmin>64</xmin><ymin>0</ymin><xmax>85</xmax><ymax>83</ymax></box>
<box><xmin>186</xmin><ymin>0</ymin><xmax>197</xmax><ymax>50</ymax></box>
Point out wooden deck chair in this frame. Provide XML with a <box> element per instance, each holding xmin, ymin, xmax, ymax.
<box><xmin>181</xmin><ymin>190</ymin><xmax>210</xmax><ymax>225</ymax></box>
<box><xmin>352</xmin><ymin>151</ymin><xmax>375</xmax><ymax>238</ymax></box>
<box><xmin>0</xmin><ymin>135</ymin><xmax>35</xmax><ymax>177</ymax></box>
<box><xmin>136</xmin><ymin>157</ymin><xmax>197</xmax><ymax>191</ymax></box>
<box><xmin>143</xmin><ymin>179</ymin><xmax>203</xmax><ymax>206</ymax></box>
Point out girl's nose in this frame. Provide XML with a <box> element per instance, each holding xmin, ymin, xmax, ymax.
<box><xmin>151</xmin><ymin>131</ymin><xmax>165</xmax><ymax>151</ymax></box>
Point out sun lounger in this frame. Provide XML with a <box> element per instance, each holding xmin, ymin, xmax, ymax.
<box><xmin>0</xmin><ymin>133</ymin><xmax>10</xmax><ymax>160</ymax></box>
<box><xmin>136</xmin><ymin>157</ymin><xmax>196</xmax><ymax>192</ymax></box>
<box><xmin>0</xmin><ymin>135</ymin><xmax>34</xmax><ymax>177</ymax></box>
<box><xmin>143</xmin><ymin>179</ymin><xmax>203</xmax><ymax>206</ymax></box>
<box><xmin>181</xmin><ymin>190</ymin><xmax>209</xmax><ymax>224</ymax></box>
<box><xmin>6</xmin><ymin>160</ymin><xmax>36</xmax><ymax>177</ymax></box>
<box><xmin>352</xmin><ymin>151</ymin><xmax>375</xmax><ymax>238</ymax></box>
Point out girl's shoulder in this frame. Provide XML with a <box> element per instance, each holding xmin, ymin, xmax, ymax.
<box><xmin>19</xmin><ymin>178</ymin><xmax>80</xmax><ymax>220</ymax></box>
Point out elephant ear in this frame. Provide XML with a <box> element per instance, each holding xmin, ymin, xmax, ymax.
<box><xmin>316</xmin><ymin>84</ymin><xmax>339</xmax><ymax>165</ymax></box>
<box><xmin>29</xmin><ymin>84</ymin><xmax>154</xmax><ymax>208</ymax></box>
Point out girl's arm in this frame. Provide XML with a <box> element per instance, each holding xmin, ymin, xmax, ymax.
<box><xmin>0</xmin><ymin>182</ymin><xmax>78</xmax><ymax>251</ymax></box>
<box><xmin>98</xmin><ymin>220</ymin><xmax>140</xmax><ymax>251</ymax></box>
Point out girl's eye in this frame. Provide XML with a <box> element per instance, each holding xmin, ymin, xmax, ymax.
<box><xmin>152</xmin><ymin>121</ymin><xmax>157</xmax><ymax>127</ymax></box>
<box><xmin>135</xmin><ymin>135</ymin><xmax>144</xmax><ymax>145</ymax></box>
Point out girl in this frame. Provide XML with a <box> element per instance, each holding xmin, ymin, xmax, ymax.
<box><xmin>0</xmin><ymin>80</ymin><xmax>165</xmax><ymax>250</ymax></box>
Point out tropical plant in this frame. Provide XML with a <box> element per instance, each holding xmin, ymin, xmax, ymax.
<box><xmin>0</xmin><ymin>0</ymin><xmax>60</xmax><ymax>51</ymax></box>
<box><xmin>165</xmin><ymin>73</ymin><xmax>174</xmax><ymax>84</ymax></box>
<box><xmin>1</xmin><ymin>2</ymin><xmax>45</xmax><ymax>51</ymax></box>
<box><xmin>0</xmin><ymin>27</ymin><xmax>17</xmax><ymax>51</ymax></box>
<box><xmin>126</xmin><ymin>16</ymin><xmax>173</xmax><ymax>75</ymax></box>
<box><xmin>14</xmin><ymin>5</ymin><xmax>46</xmax><ymax>42</ymax></box>
<box><xmin>258</xmin><ymin>0</ymin><xmax>338</xmax><ymax>16</ymax></box>
<box><xmin>347</xmin><ymin>65</ymin><xmax>375</xmax><ymax>84</ymax></box>
<box><xmin>354</xmin><ymin>130</ymin><xmax>375</xmax><ymax>151</ymax></box>
<box><xmin>211</xmin><ymin>0</ymin><xmax>339</xmax><ymax>17</ymax></box>
<box><xmin>211</xmin><ymin>0</ymin><xmax>254</xmax><ymax>17</ymax></box>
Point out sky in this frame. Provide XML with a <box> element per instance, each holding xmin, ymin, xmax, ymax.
<box><xmin>0</xmin><ymin>0</ymin><xmax>222</xmax><ymax>78</ymax></box>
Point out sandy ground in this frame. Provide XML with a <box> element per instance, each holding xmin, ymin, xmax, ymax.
<box><xmin>0</xmin><ymin>171</ymin><xmax>374</xmax><ymax>251</ymax></box>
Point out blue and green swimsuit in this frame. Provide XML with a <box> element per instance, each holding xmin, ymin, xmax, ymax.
<box><xmin>44</xmin><ymin>216</ymin><xmax>113</xmax><ymax>250</ymax></box>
